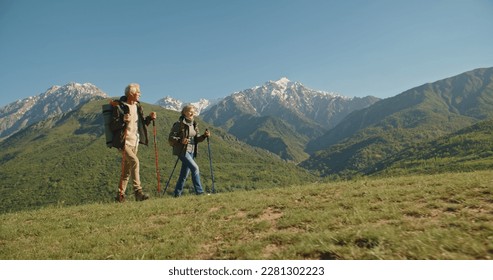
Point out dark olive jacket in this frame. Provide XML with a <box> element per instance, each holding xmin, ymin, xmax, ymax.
<box><xmin>168</xmin><ymin>116</ymin><xmax>206</xmax><ymax>156</ymax></box>
<box><xmin>110</xmin><ymin>96</ymin><xmax>152</xmax><ymax>149</ymax></box>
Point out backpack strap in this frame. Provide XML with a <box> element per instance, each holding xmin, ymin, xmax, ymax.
<box><xmin>110</xmin><ymin>100</ymin><xmax>125</xmax><ymax>115</ymax></box>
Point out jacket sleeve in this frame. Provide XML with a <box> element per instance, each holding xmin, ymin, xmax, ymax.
<box><xmin>168</xmin><ymin>122</ymin><xmax>182</xmax><ymax>146</ymax></box>
<box><xmin>144</xmin><ymin>115</ymin><xmax>152</xmax><ymax>126</ymax></box>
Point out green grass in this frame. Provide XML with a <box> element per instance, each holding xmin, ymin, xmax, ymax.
<box><xmin>1</xmin><ymin>170</ymin><xmax>492</xmax><ymax>260</ymax></box>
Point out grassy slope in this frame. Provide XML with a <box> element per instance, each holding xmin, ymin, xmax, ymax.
<box><xmin>1</xmin><ymin>170</ymin><xmax>492</xmax><ymax>260</ymax></box>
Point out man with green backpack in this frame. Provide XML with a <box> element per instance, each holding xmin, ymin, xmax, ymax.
<box><xmin>106</xmin><ymin>83</ymin><xmax>156</xmax><ymax>202</ymax></box>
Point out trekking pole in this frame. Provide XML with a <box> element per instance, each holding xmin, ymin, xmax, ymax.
<box><xmin>163</xmin><ymin>155</ymin><xmax>180</xmax><ymax>194</ymax></box>
<box><xmin>163</xmin><ymin>142</ymin><xmax>187</xmax><ymax>194</ymax></box>
<box><xmin>206</xmin><ymin>129</ymin><xmax>216</xmax><ymax>193</ymax></box>
<box><xmin>152</xmin><ymin>120</ymin><xmax>161</xmax><ymax>194</ymax></box>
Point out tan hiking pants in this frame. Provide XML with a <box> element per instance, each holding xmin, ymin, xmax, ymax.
<box><xmin>120</xmin><ymin>144</ymin><xmax>141</xmax><ymax>194</ymax></box>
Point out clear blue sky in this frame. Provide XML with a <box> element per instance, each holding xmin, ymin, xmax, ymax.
<box><xmin>1</xmin><ymin>0</ymin><xmax>492</xmax><ymax>107</ymax></box>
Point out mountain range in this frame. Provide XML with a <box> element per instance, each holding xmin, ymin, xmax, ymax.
<box><xmin>2</xmin><ymin>67</ymin><xmax>493</xmax><ymax>213</ymax></box>
<box><xmin>0</xmin><ymin>82</ymin><xmax>108</xmax><ymax>140</ymax></box>
<box><xmin>301</xmin><ymin>67</ymin><xmax>493</xmax><ymax>176</ymax></box>
<box><xmin>0</xmin><ymin>78</ymin><xmax>379</xmax><ymax>162</ymax></box>
<box><xmin>201</xmin><ymin>77</ymin><xmax>380</xmax><ymax>161</ymax></box>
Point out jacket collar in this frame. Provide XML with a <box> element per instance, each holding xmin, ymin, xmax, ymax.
<box><xmin>119</xmin><ymin>96</ymin><xmax>140</xmax><ymax>106</ymax></box>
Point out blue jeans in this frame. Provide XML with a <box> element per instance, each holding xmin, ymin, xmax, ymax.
<box><xmin>174</xmin><ymin>152</ymin><xmax>204</xmax><ymax>196</ymax></box>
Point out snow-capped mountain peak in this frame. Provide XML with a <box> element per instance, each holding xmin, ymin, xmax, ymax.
<box><xmin>0</xmin><ymin>82</ymin><xmax>108</xmax><ymax>140</ymax></box>
<box><xmin>190</xmin><ymin>99</ymin><xmax>211</xmax><ymax>115</ymax></box>
<box><xmin>155</xmin><ymin>77</ymin><xmax>376</xmax><ymax>124</ymax></box>
<box><xmin>155</xmin><ymin>97</ymin><xmax>213</xmax><ymax>115</ymax></box>
<box><xmin>272</xmin><ymin>77</ymin><xmax>292</xmax><ymax>88</ymax></box>
<box><xmin>155</xmin><ymin>96</ymin><xmax>183</xmax><ymax>112</ymax></box>
<box><xmin>202</xmin><ymin>77</ymin><xmax>379</xmax><ymax>130</ymax></box>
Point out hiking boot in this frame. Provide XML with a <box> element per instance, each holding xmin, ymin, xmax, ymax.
<box><xmin>115</xmin><ymin>193</ymin><xmax>126</xmax><ymax>203</ymax></box>
<box><xmin>135</xmin><ymin>190</ymin><xmax>149</xmax><ymax>201</ymax></box>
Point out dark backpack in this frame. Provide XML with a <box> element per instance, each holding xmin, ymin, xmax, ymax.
<box><xmin>102</xmin><ymin>100</ymin><xmax>125</xmax><ymax>148</ymax></box>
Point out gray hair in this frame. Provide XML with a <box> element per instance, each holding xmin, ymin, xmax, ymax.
<box><xmin>181</xmin><ymin>104</ymin><xmax>196</xmax><ymax>115</ymax></box>
<box><xmin>125</xmin><ymin>83</ymin><xmax>140</xmax><ymax>97</ymax></box>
